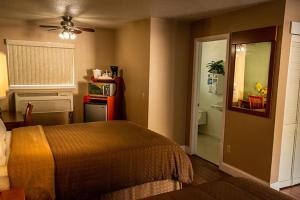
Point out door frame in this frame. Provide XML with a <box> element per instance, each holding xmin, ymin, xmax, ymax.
<box><xmin>189</xmin><ymin>34</ymin><xmax>230</xmax><ymax>166</ymax></box>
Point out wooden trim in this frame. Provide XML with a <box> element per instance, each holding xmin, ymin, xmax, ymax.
<box><xmin>230</xmin><ymin>26</ymin><xmax>277</xmax><ymax>44</ymax></box>
<box><xmin>227</xmin><ymin>26</ymin><xmax>277</xmax><ymax>118</ymax></box>
<box><xmin>220</xmin><ymin>162</ymin><xmax>269</xmax><ymax>186</ymax></box>
<box><xmin>227</xmin><ymin>44</ymin><xmax>236</xmax><ymax>115</ymax></box>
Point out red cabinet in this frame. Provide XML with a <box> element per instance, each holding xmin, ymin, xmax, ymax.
<box><xmin>83</xmin><ymin>77</ymin><xmax>125</xmax><ymax>121</ymax></box>
<box><xmin>83</xmin><ymin>96</ymin><xmax>116</xmax><ymax>121</ymax></box>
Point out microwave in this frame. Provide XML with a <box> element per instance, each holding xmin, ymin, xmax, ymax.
<box><xmin>88</xmin><ymin>82</ymin><xmax>116</xmax><ymax>97</ymax></box>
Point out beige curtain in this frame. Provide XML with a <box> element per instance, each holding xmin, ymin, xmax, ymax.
<box><xmin>0</xmin><ymin>52</ymin><xmax>8</xmax><ymax>98</ymax></box>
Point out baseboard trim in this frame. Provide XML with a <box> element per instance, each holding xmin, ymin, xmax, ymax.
<box><xmin>219</xmin><ymin>162</ymin><xmax>268</xmax><ymax>186</ymax></box>
<box><xmin>270</xmin><ymin>177</ymin><xmax>300</xmax><ymax>190</ymax></box>
<box><xmin>180</xmin><ymin>145</ymin><xmax>191</xmax><ymax>154</ymax></box>
<box><xmin>270</xmin><ymin>180</ymin><xmax>291</xmax><ymax>191</ymax></box>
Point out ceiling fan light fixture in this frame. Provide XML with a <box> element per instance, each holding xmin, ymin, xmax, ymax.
<box><xmin>59</xmin><ymin>30</ymin><xmax>76</xmax><ymax>40</ymax></box>
<box><xmin>70</xmin><ymin>32</ymin><xmax>76</xmax><ymax>40</ymax></box>
<box><xmin>59</xmin><ymin>32</ymin><xmax>64</xmax><ymax>39</ymax></box>
<box><xmin>63</xmin><ymin>31</ymin><xmax>70</xmax><ymax>39</ymax></box>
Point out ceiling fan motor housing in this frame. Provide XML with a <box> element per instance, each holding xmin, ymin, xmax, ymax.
<box><xmin>62</xmin><ymin>15</ymin><xmax>72</xmax><ymax>21</ymax></box>
<box><xmin>61</xmin><ymin>20</ymin><xmax>74</xmax><ymax>28</ymax></box>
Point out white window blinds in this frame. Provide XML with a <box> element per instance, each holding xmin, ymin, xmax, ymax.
<box><xmin>279</xmin><ymin>35</ymin><xmax>300</xmax><ymax>185</ymax></box>
<box><xmin>6</xmin><ymin>40</ymin><xmax>75</xmax><ymax>89</ymax></box>
<box><xmin>283</xmin><ymin>35</ymin><xmax>300</xmax><ymax>125</ymax></box>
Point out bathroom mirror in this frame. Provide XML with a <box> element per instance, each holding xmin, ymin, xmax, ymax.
<box><xmin>227</xmin><ymin>27</ymin><xmax>277</xmax><ymax>117</ymax></box>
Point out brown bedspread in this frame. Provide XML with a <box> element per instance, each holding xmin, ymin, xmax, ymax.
<box><xmin>8</xmin><ymin>126</ymin><xmax>55</xmax><ymax>200</ymax></box>
<box><xmin>43</xmin><ymin>121</ymin><xmax>193</xmax><ymax>200</ymax></box>
<box><xmin>144</xmin><ymin>177</ymin><xmax>294</xmax><ymax>200</ymax></box>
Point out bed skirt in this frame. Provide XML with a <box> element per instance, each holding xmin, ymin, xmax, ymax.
<box><xmin>100</xmin><ymin>179</ymin><xmax>182</xmax><ymax>200</ymax></box>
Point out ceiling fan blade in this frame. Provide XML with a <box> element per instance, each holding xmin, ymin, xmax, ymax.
<box><xmin>75</xmin><ymin>27</ymin><xmax>95</xmax><ymax>32</ymax></box>
<box><xmin>40</xmin><ymin>25</ymin><xmax>61</xmax><ymax>29</ymax></box>
<box><xmin>72</xmin><ymin>29</ymin><xmax>82</xmax><ymax>34</ymax></box>
<box><xmin>47</xmin><ymin>28</ymin><xmax>61</xmax><ymax>31</ymax></box>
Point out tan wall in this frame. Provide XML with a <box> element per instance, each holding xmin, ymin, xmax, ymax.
<box><xmin>0</xmin><ymin>18</ymin><xmax>115</xmax><ymax>124</ymax></box>
<box><xmin>271</xmin><ymin>0</ymin><xmax>300</xmax><ymax>183</ymax></box>
<box><xmin>115</xmin><ymin>19</ymin><xmax>150</xmax><ymax>127</ymax></box>
<box><xmin>189</xmin><ymin>1</ymin><xmax>286</xmax><ymax>182</ymax></box>
<box><xmin>148</xmin><ymin>18</ymin><xmax>190</xmax><ymax>145</ymax></box>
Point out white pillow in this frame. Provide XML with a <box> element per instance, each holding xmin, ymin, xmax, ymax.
<box><xmin>5</xmin><ymin>132</ymin><xmax>11</xmax><ymax>159</ymax></box>
<box><xmin>0</xmin><ymin>134</ymin><xmax>6</xmax><ymax>166</ymax></box>
<box><xmin>0</xmin><ymin>119</ymin><xmax>5</xmax><ymax>134</ymax></box>
<box><xmin>0</xmin><ymin>121</ymin><xmax>10</xmax><ymax>191</ymax></box>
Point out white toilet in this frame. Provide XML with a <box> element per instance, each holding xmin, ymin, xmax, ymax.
<box><xmin>198</xmin><ymin>110</ymin><xmax>207</xmax><ymax>125</ymax></box>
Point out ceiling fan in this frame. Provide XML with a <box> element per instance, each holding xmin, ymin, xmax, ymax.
<box><xmin>39</xmin><ymin>16</ymin><xmax>95</xmax><ymax>40</ymax></box>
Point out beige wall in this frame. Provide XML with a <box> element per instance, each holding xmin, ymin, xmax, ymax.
<box><xmin>0</xmin><ymin>17</ymin><xmax>190</xmax><ymax>146</ymax></box>
<box><xmin>189</xmin><ymin>1</ymin><xmax>286</xmax><ymax>182</ymax></box>
<box><xmin>271</xmin><ymin>0</ymin><xmax>300</xmax><ymax>184</ymax></box>
<box><xmin>0</xmin><ymin>18</ymin><xmax>115</xmax><ymax>124</ymax></box>
<box><xmin>148</xmin><ymin>18</ymin><xmax>190</xmax><ymax>145</ymax></box>
<box><xmin>115</xmin><ymin>19</ymin><xmax>150</xmax><ymax>127</ymax></box>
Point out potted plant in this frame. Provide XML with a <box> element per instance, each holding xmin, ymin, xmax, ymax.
<box><xmin>206</xmin><ymin>60</ymin><xmax>225</xmax><ymax>75</ymax></box>
<box><xmin>206</xmin><ymin>60</ymin><xmax>225</xmax><ymax>95</ymax></box>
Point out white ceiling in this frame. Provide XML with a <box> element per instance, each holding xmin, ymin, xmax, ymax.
<box><xmin>0</xmin><ymin>0</ymin><xmax>271</xmax><ymax>28</ymax></box>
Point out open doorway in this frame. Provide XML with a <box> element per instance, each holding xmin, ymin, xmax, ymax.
<box><xmin>190</xmin><ymin>35</ymin><xmax>229</xmax><ymax>166</ymax></box>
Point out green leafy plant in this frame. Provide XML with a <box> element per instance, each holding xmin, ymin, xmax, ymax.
<box><xmin>206</xmin><ymin>60</ymin><xmax>225</xmax><ymax>75</ymax></box>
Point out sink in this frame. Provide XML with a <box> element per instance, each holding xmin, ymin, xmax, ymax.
<box><xmin>211</xmin><ymin>102</ymin><xmax>223</xmax><ymax>111</ymax></box>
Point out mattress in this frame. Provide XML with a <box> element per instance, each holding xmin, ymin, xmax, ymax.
<box><xmin>100</xmin><ymin>179</ymin><xmax>181</xmax><ymax>200</ymax></box>
<box><xmin>143</xmin><ymin>177</ymin><xmax>294</xmax><ymax>200</ymax></box>
<box><xmin>8</xmin><ymin>121</ymin><xmax>193</xmax><ymax>200</ymax></box>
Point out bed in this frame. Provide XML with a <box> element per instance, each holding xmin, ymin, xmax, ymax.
<box><xmin>5</xmin><ymin>121</ymin><xmax>193</xmax><ymax>200</ymax></box>
<box><xmin>143</xmin><ymin>177</ymin><xmax>294</xmax><ymax>200</ymax></box>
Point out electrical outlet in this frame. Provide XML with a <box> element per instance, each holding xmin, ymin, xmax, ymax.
<box><xmin>226</xmin><ymin>145</ymin><xmax>231</xmax><ymax>153</ymax></box>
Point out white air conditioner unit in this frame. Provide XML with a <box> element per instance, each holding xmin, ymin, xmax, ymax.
<box><xmin>15</xmin><ymin>92</ymin><xmax>73</xmax><ymax>114</ymax></box>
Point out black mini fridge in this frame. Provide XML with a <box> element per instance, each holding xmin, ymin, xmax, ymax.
<box><xmin>84</xmin><ymin>102</ymin><xmax>107</xmax><ymax>122</ymax></box>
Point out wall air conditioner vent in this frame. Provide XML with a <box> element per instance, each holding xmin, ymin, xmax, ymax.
<box><xmin>15</xmin><ymin>92</ymin><xmax>73</xmax><ymax>114</ymax></box>
<box><xmin>17</xmin><ymin>93</ymin><xmax>59</xmax><ymax>97</ymax></box>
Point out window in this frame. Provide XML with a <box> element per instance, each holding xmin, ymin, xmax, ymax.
<box><xmin>6</xmin><ymin>40</ymin><xmax>75</xmax><ymax>89</ymax></box>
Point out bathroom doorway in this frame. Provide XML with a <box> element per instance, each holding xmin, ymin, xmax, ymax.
<box><xmin>190</xmin><ymin>35</ymin><xmax>229</xmax><ymax>165</ymax></box>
